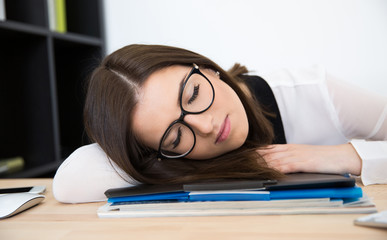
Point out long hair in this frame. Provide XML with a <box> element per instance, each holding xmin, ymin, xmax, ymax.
<box><xmin>84</xmin><ymin>44</ymin><xmax>282</xmax><ymax>184</ymax></box>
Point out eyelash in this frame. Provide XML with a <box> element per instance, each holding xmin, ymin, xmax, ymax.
<box><xmin>188</xmin><ymin>84</ymin><xmax>200</xmax><ymax>104</ymax></box>
<box><xmin>172</xmin><ymin>127</ymin><xmax>182</xmax><ymax>149</ymax></box>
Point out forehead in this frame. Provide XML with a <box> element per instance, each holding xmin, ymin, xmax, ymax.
<box><xmin>132</xmin><ymin>65</ymin><xmax>190</xmax><ymax>148</ymax></box>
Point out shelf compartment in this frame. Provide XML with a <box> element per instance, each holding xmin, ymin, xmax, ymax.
<box><xmin>53</xmin><ymin>39</ymin><xmax>102</xmax><ymax>158</ymax></box>
<box><xmin>66</xmin><ymin>0</ymin><xmax>104</xmax><ymax>38</ymax></box>
<box><xmin>4</xmin><ymin>0</ymin><xmax>48</xmax><ymax>28</ymax></box>
<box><xmin>0</xmin><ymin>30</ymin><xmax>57</xmax><ymax>171</ymax></box>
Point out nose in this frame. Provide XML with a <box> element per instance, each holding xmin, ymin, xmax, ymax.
<box><xmin>184</xmin><ymin>113</ymin><xmax>214</xmax><ymax>136</ymax></box>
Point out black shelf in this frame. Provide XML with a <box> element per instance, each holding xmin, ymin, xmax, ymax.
<box><xmin>5</xmin><ymin>162</ymin><xmax>62</xmax><ymax>178</ymax></box>
<box><xmin>0</xmin><ymin>0</ymin><xmax>105</xmax><ymax>178</ymax></box>
<box><xmin>0</xmin><ymin>20</ymin><xmax>48</xmax><ymax>36</ymax></box>
<box><xmin>0</xmin><ymin>21</ymin><xmax>103</xmax><ymax>46</ymax></box>
<box><xmin>52</xmin><ymin>31</ymin><xmax>102</xmax><ymax>46</ymax></box>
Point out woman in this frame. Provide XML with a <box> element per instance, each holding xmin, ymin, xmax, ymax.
<box><xmin>53</xmin><ymin>44</ymin><xmax>387</xmax><ymax>203</ymax></box>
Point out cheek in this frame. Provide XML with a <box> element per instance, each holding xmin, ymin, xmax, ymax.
<box><xmin>215</xmin><ymin>81</ymin><xmax>249</xmax><ymax>145</ymax></box>
<box><xmin>214</xmin><ymin>81</ymin><xmax>239</xmax><ymax>104</ymax></box>
<box><xmin>132</xmin><ymin>110</ymin><xmax>163</xmax><ymax>151</ymax></box>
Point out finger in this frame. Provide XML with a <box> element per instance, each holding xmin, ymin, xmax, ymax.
<box><xmin>262</xmin><ymin>150</ymin><xmax>294</xmax><ymax>163</ymax></box>
<box><xmin>274</xmin><ymin>165</ymin><xmax>297</xmax><ymax>174</ymax></box>
<box><xmin>264</xmin><ymin>158</ymin><xmax>300</xmax><ymax>173</ymax></box>
<box><xmin>257</xmin><ymin>144</ymin><xmax>289</xmax><ymax>155</ymax></box>
<box><xmin>271</xmin><ymin>161</ymin><xmax>306</xmax><ymax>174</ymax></box>
<box><xmin>265</xmin><ymin>154</ymin><xmax>310</xmax><ymax>172</ymax></box>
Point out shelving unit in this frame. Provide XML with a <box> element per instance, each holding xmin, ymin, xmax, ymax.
<box><xmin>0</xmin><ymin>0</ymin><xmax>105</xmax><ymax>177</ymax></box>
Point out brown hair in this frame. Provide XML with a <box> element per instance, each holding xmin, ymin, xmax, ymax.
<box><xmin>84</xmin><ymin>44</ymin><xmax>282</xmax><ymax>184</ymax></box>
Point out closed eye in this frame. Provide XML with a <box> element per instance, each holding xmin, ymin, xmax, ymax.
<box><xmin>172</xmin><ymin>126</ymin><xmax>182</xmax><ymax>149</ymax></box>
<box><xmin>188</xmin><ymin>84</ymin><xmax>200</xmax><ymax>104</ymax></box>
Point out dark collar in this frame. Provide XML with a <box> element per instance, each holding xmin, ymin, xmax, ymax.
<box><xmin>241</xmin><ymin>75</ymin><xmax>287</xmax><ymax>144</ymax></box>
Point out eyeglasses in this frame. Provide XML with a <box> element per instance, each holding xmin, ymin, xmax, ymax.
<box><xmin>157</xmin><ymin>64</ymin><xmax>215</xmax><ymax>159</ymax></box>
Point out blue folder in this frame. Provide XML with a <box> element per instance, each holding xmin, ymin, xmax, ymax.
<box><xmin>108</xmin><ymin>192</ymin><xmax>189</xmax><ymax>203</ymax></box>
<box><xmin>108</xmin><ymin>186</ymin><xmax>362</xmax><ymax>203</ymax></box>
<box><xmin>268</xmin><ymin>186</ymin><xmax>362</xmax><ymax>200</ymax></box>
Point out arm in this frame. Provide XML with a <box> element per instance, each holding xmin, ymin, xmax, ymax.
<box><xmin>259</xmin><ymin>74</ymin><xmax>387</xmax><ymax>185</ymax></box>
<box><xmin>53</xmin><ymin>143</ymin><xmax>137</xmax><ymax>203</ymax></box>
<box><xmin>259</xmin><ymin>143</ymin><xmax>362</xmax><ymax>175</ymax></box>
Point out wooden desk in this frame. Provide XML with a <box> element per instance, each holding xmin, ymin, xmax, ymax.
<box><xmin>0</xmin><ymin>179</ymin><xmax>386</xmax><ymax>240</ymax></box>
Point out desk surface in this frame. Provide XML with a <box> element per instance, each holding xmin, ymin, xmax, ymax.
<box><xmin>0</xmin><ymin>179</ymin><xmax>386</xmax><ymax>240</ymax></box>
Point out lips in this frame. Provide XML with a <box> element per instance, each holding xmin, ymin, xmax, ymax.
<box><xmin>216</xmin><ymin>115</ymin><xmax>231</xmax><ymax>144</ymax></box>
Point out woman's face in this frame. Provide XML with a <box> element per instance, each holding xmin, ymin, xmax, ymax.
<box><xmin>132</xmin><ymin>65</ymin><xmax>249</xmax><ymax>159</ymax></box>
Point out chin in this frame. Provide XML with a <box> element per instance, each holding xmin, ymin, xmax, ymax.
<box><xmin>187</xmin><ymin>148</ymin><xmax>229</xmax><ymax>160</ymax></box>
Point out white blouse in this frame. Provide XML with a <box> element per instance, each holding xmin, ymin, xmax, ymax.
<box><xmin>53</xmin><ymin>65</ymin><xmax>387</xmax><ymax>203</ymax></box>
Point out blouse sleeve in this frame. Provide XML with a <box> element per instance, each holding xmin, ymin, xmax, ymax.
<box><xmin>325</xmin><ymin>75</ymin><xmax>387</xmax><ymax>185</ymax></box>
<box><xmin>52</xmin><ymin>143</ymin><xmax>138</xmax><ymax>203</ymax></box>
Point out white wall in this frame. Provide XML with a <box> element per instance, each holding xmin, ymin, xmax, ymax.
<box><xmin>103</xmin><ymin>0</ymin><xmax>387</xmax><ymax>95</ymax></box>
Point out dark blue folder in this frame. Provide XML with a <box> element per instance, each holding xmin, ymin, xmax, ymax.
<box><xmin>107</xmin><ymin>186</ymin><xmax>362</xmax><ymax>203</ymax></box>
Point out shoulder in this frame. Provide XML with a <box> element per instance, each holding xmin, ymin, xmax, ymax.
<box><xmin>53</xmin><ymin>143</ymin><xmax>138</xmax><ymax>203</ymax></box>
<box><xmin>260</xmin><ymin>65</ymin><xmax>326</xmax><ymax>88</ymax></box>
<box><xmin>59</xmin><ymin>143</ymin><xmax>107</xmax><ymax>167</ymax></box>
<box><xmin>54</xmin><ymin>143</ymin><xmax>118</xmax><ymax>174</ymax></box>
<box><xmin>258</xmin><ymin>65</ymin><xmax>349</xmax><ymax>144</ymax></box>
<box><xmin>258</xmin><ymin>65</ymin><xmax>332</xmax><ymax>113</ymax></box>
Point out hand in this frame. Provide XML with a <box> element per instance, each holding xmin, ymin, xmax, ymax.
<box><xmin>257</xmin><ymin>143</ymin><xmax>362</xmax><ymax>175</ymax></box>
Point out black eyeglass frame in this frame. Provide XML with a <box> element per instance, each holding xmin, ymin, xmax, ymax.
<box><xmin>157</xmin><ymin>64</ymin><xmax>216</xmax><ymax>159</ymax></box>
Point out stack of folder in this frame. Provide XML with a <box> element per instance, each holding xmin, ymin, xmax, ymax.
<box><xmin>98</xmin><ymin>173</ymin><xmax>377</xmax><ymax>218</ymax></box>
